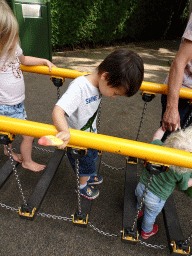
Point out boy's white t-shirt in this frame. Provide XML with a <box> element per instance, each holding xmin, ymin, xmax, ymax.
<box><xmin>0</xmin><ymin>45</ymin><xmax>25</xmax><ymax>105</ymax></box>
<box><xmin>56</xmin><ymin>76</ymin><xmax>102</xmax><ymax>133</ymax></box>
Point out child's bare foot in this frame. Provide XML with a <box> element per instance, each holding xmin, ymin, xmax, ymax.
<box><xmin>11</xmin><ymin>152</ymin><xmax>23</xmax><ymax>163</ymax></box>
<box><xmin>22</xmin><ymin>161</ymin><xmax>46</xmax><ymax>172</ymax></box>
<box><xmin>4</xmin><ymin>148</ymin><xmax>23</xmax><ymax>163</ymax></box>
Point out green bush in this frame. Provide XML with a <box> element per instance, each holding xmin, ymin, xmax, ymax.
<box><xmin>51</xmin><ymin>0</ymin><xmax>133</xmax><ymax>47</ymax></box>
<box><xmin>50</xmin><ymin>0</ymin><xmax>189</xmax><ymax>48</ymax></box>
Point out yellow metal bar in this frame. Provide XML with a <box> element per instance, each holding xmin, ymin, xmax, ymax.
<box><xmin>20</xmin><ymin>65</ymin><xmax>88</xmax><ymax>79</ymax></box>
<box><xmin>1</xmin><ymin>116</ymin><xmax>192</xmax><ymax>169</ymax></box>
<box><xmin>20</xmin><ymin>65</ymin><xmax>192</xmax><ymax>99</ymax></box>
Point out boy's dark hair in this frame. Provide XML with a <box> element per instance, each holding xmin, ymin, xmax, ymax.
<box><xmin>98</xmin><ymin>49</ymin><xmax>144</xmax><ymax>97</ymax></box>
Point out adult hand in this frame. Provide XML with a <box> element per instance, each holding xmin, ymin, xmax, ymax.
<box><xmin>162</xmin><ymin>107</ymin><xmax>180</xmax><ymax>132</ymax></box>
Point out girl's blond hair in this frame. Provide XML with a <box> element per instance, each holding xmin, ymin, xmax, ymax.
<box><xmin>163</xmin><ymin>126</ymin><xmax>192</xmax><ymax>174</ymax></box>
<box><xmin>0</xmin><ymin>0</ymin><xmax>19</xmax><ymax>64</ymax></box>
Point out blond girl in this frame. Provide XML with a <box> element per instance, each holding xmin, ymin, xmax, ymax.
<box><xmin>0</xmin><ymin>0</ymin><xmax>56</xmax><ymax>172</ymax></box>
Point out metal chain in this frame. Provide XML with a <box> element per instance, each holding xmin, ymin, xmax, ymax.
<box><xmin>135</xmin><ymin>102</ymin><xmax>147</xmax><ymax>142</ymax></box>
<box><xmin>97</xmin><ymin>98</ymin><xmax>126</xmax><ymax>171</ymax></box>
<box><xmin>37</xmin><ymin>211</ymin><xmax>73</xmax><ymax>222</ymax></box>
<box><xmin>33</xmin><ymin>145</ymin><xmax>54</xmax><ymax>154</ymax></box>
<box><xmin>57</xmin><ymin>87</ymin><xmax>60</xmax><ymax>100</ymax></box>
<box><xmin>138</xmin><ymin>239</ymin><xmax>167</xmax><ymax>249</ymax></box>
<box><xmin>101</xmin><ymin>160</ymin><xmax>125</xmax><ymax>171</ymax></box>
<box><xmin>5</xmin><ymin>145</ymin><xmax>27</xmax><ymax>206</ymax></box>
<box><xmin>184</xmin><ymin>233</ymin><xmax>192</xmax><ymax>246</ymax></box>
<box><xmin>97</xmin><ymin>100</ymin><xmax>148</xmax><ymax>171</ymax></box>
<box><xmin>88</xmin><ymin>222</ymin><xmax>119</xmax><ymax>237</ymax></box>
<box><xmin>183</xmin><ymin>104</ymin><xmax>192</xmax><ymax>131</ymax></box>
<box><xmin>75</xmin><ymin>159</ymin><xmax>82</xmax><ymax>214</ymax></box>
<box><xmin>131</xmin><ymin>174</ymin><xmax>154</xmax><ymax>232</ymax></box>
<box><xmin>0</xmin><ymin>202</ymin><xmax>168</xmax><ymax>250</ymax></box>
<box><xmin>0</xmin><ymin>202</ymin><xmax>19</xmax><ymax>213</ymax></box>
<box><xmin>97</xmin><ymin>98</ymin><xmax>102</xmax><ymax>133</ymax></box>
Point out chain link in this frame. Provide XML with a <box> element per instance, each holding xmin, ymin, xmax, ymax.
<box><xmin>184</xmin><ymin>232</ymin><xmax>192</xmax><ymax>247</ymax></box>
<box><xmin>37</xmin><ymin>211</ymin><xmax>73</xmax><ymax>222</ymax></box>
<box><xmin>33</xmin><ymin>145</ymin><xmax>54</xmax><ymax>154</ymax></box>
<box><xmin>183</xmin><ymin>105</ymin><xmax>192</xmax><ymax>131</ymax></box>
<box><xmin>135</xmin><ymin>102</ymin><xmax>147</xmax><ymax>142</ymax></box>
<box><xmin>97</xmin><ymin>98</ymin><xmax>102</xmax><ymax>133</ymax></box>
<box><xmin>88</xmin><ymin>222</ymin><xmax>119</xmax><ymax>237</ymax></box>
<box><xmin>5</xmin><ymin>145</ymin><xmax>27</xmax><ymax>206</ymax></box>
<box><xmin>57</xmin><ymin>87</ymin><xmax>60</xmax><ymax>100</ymax></box>
<box><xmin>101</xmin><ymin>160</ymin><xmax>125</xmax><ymax>171</ymax></box>
<box><xmin>75</xmin><ymin>159</ymin><xmax>82</xmax><ymax>214</ymax></box>
<box><xmin>0</xmin><ymin>202</ymin><xmax>19</xmax><ymax>212</ymax></box>
<box><xmin>138</xmin><ymin>239</ymin><xmax>167</xmax><ymax>249</ymax></box>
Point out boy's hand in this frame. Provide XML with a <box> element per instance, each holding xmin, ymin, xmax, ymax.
<box><xmin>42</xmin><ymin>59</ymin><xmax>56</xmax><ymax>72</ymax></box>
<box><xmin>55</xmin><ymin>131</ymin><xmax>71</xmax><ymax>149</ymax></box>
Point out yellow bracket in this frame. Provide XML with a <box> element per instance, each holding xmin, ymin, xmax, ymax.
<box><xmin>144</xmin><ymin>160</ymin><xmax>170</xmax><ymax>170</ymax></box>
<box><xmin>142</xmin><ymin>91</ymin><xmax>156</xmax><ymax>97</ymax></box>
<box><xmin>98</xmin><ymin>150</ymin><xmax>102</xmax><ymax>155</ymax></box>
<box><xmin>72</xmin><ymin>213</ymin><xmax>89</xmax><ymax>225</ymax></box>
<box><xmin>127</xmin><ymin>157</ymin><xmax>138</xmax><ymax>164</ymax></box>
<box><xmin>51</xmin><ymin>76</ymin><xmax>65</xmax><ymax>82</ymax></box>
<box><xmin>122</xmin><ymin>228</ymin><xmax>139</xmax><ymax>242</ymax></box>
<box><xmin>19</xmin><ymin>207</ymin><xmax>36</xmax><ymax>218</ymax></box>
<box><xmin>171</xmin><ymin>241</ymin><xmax>190</xmax><ymax>254</ymax></box>
<box><xmin>66</xmin><ymin>144</ymin><xmax>88</xmax><ymax>152</ymax></box>
<box><xmin>0</xmin><ymin>131</ymin><xmax>15</xmax><ymax>142</ymax></box>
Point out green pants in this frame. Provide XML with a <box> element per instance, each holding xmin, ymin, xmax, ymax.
<box><xmin>185</xmin><ymin>187</ymin><xmax>192</xmax><ymax>198</ymax></box>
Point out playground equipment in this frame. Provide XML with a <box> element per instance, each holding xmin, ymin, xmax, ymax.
<box><xmin>0</xmin><ymin>65</ymin><xmax>191</xmax><ymax>255</ymax></box>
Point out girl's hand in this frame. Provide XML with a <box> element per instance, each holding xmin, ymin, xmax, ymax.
<box><xmin>43</xmin><ymin>59</ymin><xmax>56</xmax><ymax>71</ymax></box>
<box><xmin>55</xmin><ymin>131</ymin><xmax>71</xmax><ymax>149</ymax></box>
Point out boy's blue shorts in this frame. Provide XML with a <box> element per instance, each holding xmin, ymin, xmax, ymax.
<box><xmin>67</xmin><ymin>148</ymin><xmax>98</xmax><ymax>177</ymax></box>
<box><xmin>0</xmin><ymin>102</ymin><xmax>27</xmax><ymax>120</ymax></box>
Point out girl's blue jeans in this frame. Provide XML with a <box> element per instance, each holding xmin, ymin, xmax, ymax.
<box><xmin>135</xmin><ymin>182</ymin><xmax>166</xmax><ymax>233</ymax></box>
<box><xmin>0</xmin><ymin>102</ymin><xmax>26</xmax><ymax>120</ymax></box>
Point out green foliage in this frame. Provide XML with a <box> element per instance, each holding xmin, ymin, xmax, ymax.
<box><xmin>50</xmin><ymin>0</ymin><xmax>189</xmax><ymax>48</ymax></box>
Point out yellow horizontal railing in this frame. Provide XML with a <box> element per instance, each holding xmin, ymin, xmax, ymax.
<box><xmin>20</xmin><ymin>65</ymin><xmax>88</xmax><ymax>79</ymax></box>
<box><xmin>1</xmin><ymin>116</ymin><xmax>192</xmax><ymax>169</ymax></box>
<box><xmin>20</xmin><ymin>65</ymin><xmax>192</xmax><ymax>99</ymax></box>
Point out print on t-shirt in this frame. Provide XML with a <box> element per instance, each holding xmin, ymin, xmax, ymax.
<box><xmin>81</xmin><ymin>108</ymin><xmax>99</xmax><ymax>132</ymax></box>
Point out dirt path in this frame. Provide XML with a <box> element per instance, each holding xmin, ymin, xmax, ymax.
<box><xmin>52</xmin><ymin>39</ymin><xmax>180</xmax><ymax>84</ymax></box>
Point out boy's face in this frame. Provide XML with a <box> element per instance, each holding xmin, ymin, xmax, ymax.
<box><xmin>98</xmin><ymin>73</ymin><xmax>126</xmax><ymax>98</ymax></box>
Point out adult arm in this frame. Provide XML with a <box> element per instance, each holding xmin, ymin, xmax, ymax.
<box><xmin>162</xmin><ymin>39</ymin><xmax>192</xmax><ymax>132</ymax></box>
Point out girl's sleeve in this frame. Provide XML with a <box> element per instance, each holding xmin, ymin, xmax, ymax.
<box><xmin>16</xmin><ymin>44</ymin><xmax>23</xmax><ymax>56</ymax></box>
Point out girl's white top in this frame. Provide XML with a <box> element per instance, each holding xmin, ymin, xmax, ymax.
<box><xmin>0</xmin><ymin>45</ymin><xmax>25</xmax><ymax>105</ymax></box>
